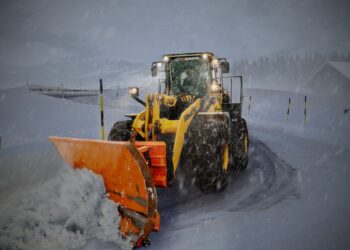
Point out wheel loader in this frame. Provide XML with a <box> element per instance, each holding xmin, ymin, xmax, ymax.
<box><xmin>49</xmin><ymin>52</ymin><xmax>249</xmax><ymax>247</ymax></box>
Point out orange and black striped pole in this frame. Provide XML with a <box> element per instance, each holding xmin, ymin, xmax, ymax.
<box><xmin>100</xmin><ymin>79</ymin><xmax>105</xmax><ymax>140</ymax></box>
<box><xmin>304</xmin><ymin>96</ymin><xmax>307</xmax><ymax>124</ymax></box>
<box><xmin>286</xmin><ymin>98</ymin><xmax>291</xmax><ymax>120</ymax></box>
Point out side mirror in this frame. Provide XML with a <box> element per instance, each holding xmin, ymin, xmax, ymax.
<box><xmin>151</xmin><ymin>63</ymin><xmax>157</xmax><ymax>77</ymax></box>
<box><xmin>128</xmin><ymin>87</ymin><xmax>139</xmax><ymax>97</ymax></box>
<box><xmin>221</xmin><ymin>62</ymin><xmax>230</xmax><ymax>74</ymax></box>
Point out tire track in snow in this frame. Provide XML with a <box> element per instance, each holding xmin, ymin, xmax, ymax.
<box><xmin>156</xmin><ymin>137</ymin><xmax>300</xmax><ymax>229</ymax></box>
<box><xmin>227</xmin><ymin>138</ymin><xmax>299</xmax><ymax>212</ymax></box>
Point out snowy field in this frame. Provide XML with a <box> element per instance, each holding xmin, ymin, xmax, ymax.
<box><xmin>0</xmin><ymin>86</ymin><xmax>349</xmax><ymax>249</ymax></box>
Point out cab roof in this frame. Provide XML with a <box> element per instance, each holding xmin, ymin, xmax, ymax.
<box><xmin>163</xmin><ymin>52</ymin><xmax>215</xmax><ymax>58</ymax></box>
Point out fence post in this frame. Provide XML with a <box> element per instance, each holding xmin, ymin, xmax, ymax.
<box><xmin>116</xmin><ymin>84</ymin><xmax>119</xmax><ymax>98</ymax></box>
<box><xmin>304</xmin><ymin>96</ymin><xmax>307</xmax><ymax>124</ymax></box>
<box><xmin>286</xmin><ymin>98</ymin><xmax>291</xmax><ymax>120</ymax></box>
<box><xmin>100</xmin><ymin>79</ymin><xmax>105</xmax><ymax>140</ymax></box>
<box><xmin>248</xmin><ymin>96</ymin><xmax>252</xmax><ymax>114</ymax></box>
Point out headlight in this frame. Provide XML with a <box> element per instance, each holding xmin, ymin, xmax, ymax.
<box><xmin>163</xmin><ymin>56</ymin><xmax>169</xmax><ymax>62</ymax></box>
<box><xmin>128</xmin><ymin>87</ymin><xmax>139</xmax><ymax>97</ymax></box>
<box><xmin>202</xmin><ymin>54</ymin><xmax>208</xmax><ymax>59</ymax></box>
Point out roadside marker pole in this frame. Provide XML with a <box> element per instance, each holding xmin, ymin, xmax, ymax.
<box><xmin>248</xmin><ymin>96</ymin><xmax>252</xmax><ymax>114</ymax></box>
<box><xmin>304</xmin><ymin>96</ymin><xmax>307</xmax><ymax>124</ymax></box>
<box><xmin>286</xmin><ymin>98</ymin><xmax>291</xmax><ymax>120</ymax></box>
<box><xmin>100</xmin><ymin>79</ymin><xmax>105</xmax><ymax>140</ymax></box>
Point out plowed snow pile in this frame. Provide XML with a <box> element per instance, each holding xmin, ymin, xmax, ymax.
<box><xmin>0</xmin><ymin>167</ymin><xmax>130</xmax><ymax>250</ymax></box>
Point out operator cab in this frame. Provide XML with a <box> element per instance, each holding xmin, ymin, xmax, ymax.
<box><xmin>151</xmin><ymin>52</ymin><xmax>229</xmax><ymax>98</ymax></box>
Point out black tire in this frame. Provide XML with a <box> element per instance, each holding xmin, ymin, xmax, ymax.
<box><xmin>185</xmin><ymin>115</ymin><xmax>231</xmax><ymax>192</ymax></box>
<box><xmin>231</xmin><ymin>118</ymin><xmax>249</xmax><ymax>170</ymax></box>
<box><xmin>108</xmin><ymin>120</ymin><xmax>133</xmax><ymax>141</ymax></box>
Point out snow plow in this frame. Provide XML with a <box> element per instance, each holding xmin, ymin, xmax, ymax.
<box><xmin>50</xmin><ymin>52</ymin><xmax>249</xmax><ymax>247</ymax></box>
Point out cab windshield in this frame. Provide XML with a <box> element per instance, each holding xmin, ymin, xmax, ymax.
<box><xmin>169</xmin><ymin>57</ymin><xmax>210</xmax><ymax>97</ymax></box>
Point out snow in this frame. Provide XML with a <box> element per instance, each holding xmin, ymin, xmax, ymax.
<box><xmin>0</xmin><ymin>85</ymin><xmax>349</xmax><ymax>249</ymax></box>
<box><xmin>0</xmin><ymin>87</ymin><xmax>133</xmax><ymax>249</ymax></box>
<box><xmin>0</xmin><ymin>167</ymin><xmax>130</xmax><ymax>250</ymax></box>
<box><xmin>0</xmin><ymin>86</ymin><xmax>133</xmax><ymax>149</ymax></box>
<box><xmin>242</xmin><ymin>88</ymin><xmax>350</xmax><ymax>147</ymax></box>
<box><xmin>328</xmin><ymin>62</ymin><xmax>350</xmax><ymax>81</ymax></box>
<box><xmin>150</xmin><ymin>120</ymin><xmax>350</xmax><ymax>250</ymax></box>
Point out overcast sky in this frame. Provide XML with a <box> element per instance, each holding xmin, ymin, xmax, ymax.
<box><xmin>0</xmin><ymin>0</ymin><xmax>349</xmax><ymax>87</ymax></box>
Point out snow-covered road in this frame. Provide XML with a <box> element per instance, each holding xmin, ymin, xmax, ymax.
<box><xmin>150</xmin><ymin>136</ymin><xmax>299</xmax><ymax>249</ymax></box>
<box><xmin>149</xmin><ymin>122</ymin><xmax>350</xmax><ymax>250</ymax></box>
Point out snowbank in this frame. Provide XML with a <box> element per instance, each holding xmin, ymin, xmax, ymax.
<box><xmin>0</xmin><ymin>86</ymin><xmax>134</xmax><ymax>149</ymax></box>
<box><xmin>0</xmin><ymin>167</ymin><xmax>131</xmax><ymax>250</ymax></box>
<box><xmin>243</xmin><ymin>88</ymin><xmax>350</xmax><ymax>148</ymax></box>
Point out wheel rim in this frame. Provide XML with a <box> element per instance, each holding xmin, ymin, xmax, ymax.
<box><xmin>223</xmin><ymin>144</ymin><xmax>229</xmax><ymax>171</ymax></box>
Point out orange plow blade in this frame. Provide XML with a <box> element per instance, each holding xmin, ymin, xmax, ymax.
<box><xmin>49</xmin><ymin>136</ymin><xmax>165</xmax><ymax>247</ymax></box>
